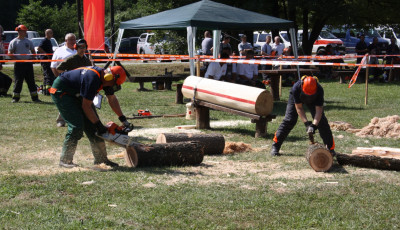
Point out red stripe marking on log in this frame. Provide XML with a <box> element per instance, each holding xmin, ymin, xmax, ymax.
<box><xmin>182</xmin><ymin>85</ymin><xmax>256</xmax><ymax>105</ymax></box>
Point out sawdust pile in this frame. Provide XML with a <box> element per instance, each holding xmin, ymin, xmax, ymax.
<box><xmin>355</xmin><ymin>115</ymin><xmax>400</xmax><ymax>138</ymax></box>
<box><xmin>329</xmin><ymin>121</ymin><xmax>355</xmax><ymax>131</ymax></box>
<box><xmin>223</xmin><ymin>142</ymin><xmax>253</xmax><ymax>154</ymax></box>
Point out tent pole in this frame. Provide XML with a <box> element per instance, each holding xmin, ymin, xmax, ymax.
<box><xmin>289</xmin><ymin>28</ymin><xmax>300</xmax><ymax>79</ymax></box>
<box><xmin>112</xmin><ymin>29</ymin><xmax>124</xmax><ymax>66</ymax></box>
<box><xmin>213</xmin><ymin>30</ymin><xmax>221</xmax><ymax>58</ymax></box>
<box><xmin>187</xmin><ymin>27</ymin><xmax>196</xmax><ymax>76</ymax></box>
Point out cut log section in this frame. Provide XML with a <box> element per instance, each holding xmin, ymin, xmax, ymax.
<box><xmin>156</xmin><ymin>133</ymin><xmax>225</xmax><ymax>155</ymax></box>
<box><xmin>125</xmin><ymin>141</ymin><xmax>204</xmax><ymax>167</ymax></box>
<box><xmin>337</xmin><ymin>147</ymin><xmax>400</xmax><ymax>171</ymax></box>
<box><xmin>305</xmin><ymin>144</ymin><xmax>333</xmax><ymax>172</ymax></box>
<box><xmin>182</xmin><ymin>76</ymin><xmax>273</xmax><ymax>116</ymax></box>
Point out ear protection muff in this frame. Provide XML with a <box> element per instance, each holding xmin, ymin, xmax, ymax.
<box><xmin>301</xmin><ymin>75</ymin><xmax>319</xmax><ymax>82</ymax></box>
<box><xmin>104</xmin><ymin>68</ymin><xmax>121</xmax><ymax>82</ymax></box>
<box><xmin>104</xmin><ymin>73</ymin><xmax>114</xmax><ymax>81</ymax></box>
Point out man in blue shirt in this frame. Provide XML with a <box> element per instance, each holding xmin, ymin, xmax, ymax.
<box><xmin>270</xmin><ymin>76</ymin><xmax>336</xmax><ymax>157</ymax></box>
<box><xmin>50</xmin><ymin>66</ymin><xmax>133</xmax><ymax>168</ymax></box>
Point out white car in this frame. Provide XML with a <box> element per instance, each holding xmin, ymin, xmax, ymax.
<box><xmin>297</xmin><ymin>30</ymin><xmax>345</xmax><ymax>54</ymax></box>
<box><xmin>30</xmin><ymin>37</ymin><xmax>59</xmax><ymax>53</ymax></box>
<box><xmin>377</xmin><ymin>27</ymin><xmax>400</xmax><ymax>46</ymax></box>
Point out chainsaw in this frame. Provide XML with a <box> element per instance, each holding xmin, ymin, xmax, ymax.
<box><xmin>97</xmin><ymin>122</ymin><xmax>141</xmax><ymax>147</ymax></box>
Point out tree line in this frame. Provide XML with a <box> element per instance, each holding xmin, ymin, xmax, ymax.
<box><xmin>3</xmin><ymin>0</ymin><xmax>400</xmax><ymax>54</ymax></box>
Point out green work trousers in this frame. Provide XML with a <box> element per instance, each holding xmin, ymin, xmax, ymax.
<box><xmin>51</xmin><ymin>78</ymin><xmax>108</xmax><ymax>164</ymax></box>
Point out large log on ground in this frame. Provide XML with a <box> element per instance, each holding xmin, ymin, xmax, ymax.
<box><xmin>182</xmin><ymin>76</ymin><xmax>273</xmax><ymax>115</ymax></box>
<box><xmin>156</xmin><ymin>133</ymin><xmax>225</xmax><ymax>155</ymax></box>
<box><xmin>305</xmin><ymin>144</ymin><xmax>333</xmax><ymax>172</ymax></box>
<box><xmin>337</xmin><ymin>147</ymin><xmax>400</xmax><ymax>171</ymax></box>
<box><xmin>125</xmin><ymin>141</ymin><xmax>204</xmax><ymax>167</ymax></box>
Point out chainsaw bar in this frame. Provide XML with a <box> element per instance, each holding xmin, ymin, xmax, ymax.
<box><xmin>97</xmin><ymin>132</ymin><xmax>141</xmax><ymax>147</ymax></box>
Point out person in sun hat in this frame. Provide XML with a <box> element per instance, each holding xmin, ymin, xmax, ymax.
<box><xmin>50</xmin><ymin>65</ymin><xmax>132</xmax><ymax>168</ymax></box>
<box><xmin>270</xmin><ymin>76</ymin><xmax>336</xmax><ymax>157</ymax></box>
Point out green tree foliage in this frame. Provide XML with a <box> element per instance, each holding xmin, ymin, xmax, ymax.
<box><xmin>150</xmin><ymin>31</ymin><xmax>188</xmax><ymax>55</ymax></box>
<box><xmin>16</xmin><ymin>0</ymin><xmax>77</xmax><ymax>41</ymax></box>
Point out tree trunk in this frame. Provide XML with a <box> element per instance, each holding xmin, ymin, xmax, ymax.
<box><xmin>305</xmin><ymin>143</ymin><xmax>333</xmax><ymax>172</ymax></box>
<box><xmin>124</xmin><ymin>141</ymin><xmax>204</xmax><ymax>168</ymax></box>
<box><xmin>337</xmin><ymin>153</ymin><xmax>400</xmax><ymax>171</ymax></box>
<box><xmin>156</xmin><ymin>133</ymin><xmax>225</xmax><ymax>155</ymax></box>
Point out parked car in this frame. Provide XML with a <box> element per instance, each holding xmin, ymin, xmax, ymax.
<box><xmin>3</xmin><ymin>30</ymin><xmax>40</xmax><ymax>54</ymax></box>
<box><xmin>376</xmin><ymin>27</ymin><xmax>400</xmax><ymax>46</ymax></box>
<box><xmin>330</xmin><ymin>28</ymin><xmax>389</xmax><ymax>54</ymax></box>
<box><xmin>118</xmin><ymin>37</ymin><xmax>138</xmax><ymax>54</ymax></box>
<box><xmin>136</xmin><ymin>33</ymin><xmax>169</xmax><ymax>55</ymax></box>
<box><xmin>299</xmin><ymin>30</ymin><xmax>345</xmax><ymax>54</ymax></box>
<box><xmin>30</xmin><ymin>37</ymin><xmax>59</xmax><ymax>53</ymax></box>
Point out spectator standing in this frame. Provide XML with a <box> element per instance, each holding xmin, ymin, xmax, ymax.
<box><xmin>355</xmin><ymin>34</ymin><xmax>368</xmax><ymax>64</ymax></box>
<box><xmin>221</xmin><ymin>47</ymin><xmax>237</xmax><ymax>82</ymax></box>
<box><xmin>0</xmin><ymin>25</ymin><xmax>12</xmax><ymax>96</ymax></box>
<box><xmin>8</xmin><ymin>25</ymin><xmax>40</xmax><ymax>103</ymax></box>
<box><xmin>261</xmin><ymin>35</ymin><xmax>272</xmax><ymax>79</ymax></box>
<box><xmin>368</xmin><ymin>37</ymin><xmax>383</xmax><ymax>82</ymax></box>
<box><xmin>270</xmin><ymin>76</ymin><xmax>336</xmax><ymax>157</ymax></box>
<box><xmin>271</xmin><ymin>36</ymin><xmax>285</xmax><ymax>57</ymax></box>
<box><xmin>50</xmin><ymin>66</ymin><xmax>132</xmax><ymax>168</ymax></box>
<box><xmin>51</xmin><ymin>33</ymin><xmax>77</xmax><ymax>127</ymax></box>
<box><xmin>237</xmin><ymin>50</ymin><xmax>265</xmax><ymax>88</ymax></box>
<box><xmin>201</xmin><ymin>31</ymin><xmax>213</xmax><ymax>55</ymax></box>
<box><xmin>51</xmin><ymin>33</ymin><xmax>77</xmax><ymax>76</ymax></box>
<box><xmin>38</xmin><ymin>29</ymin><xmax>55</xmax><ymax>95</ymax></box>
<box><xmin>56</xmin><ymin>39</ymin><xmax>92</xmax><ymax>74</ymax></box>
<box><xmin>385</xmin><ymin>37</ymin><xmax>400</xmax><ymax>81</ymax></box>
<box><xmin>219</xmin><ymin>35</ymin><xmax>232</xmax><ymax>55</ymax></box>
<box><xmin>238</xmin><ymin>35</ymin><xmax>252</xmax><ymax>57</ymax></box>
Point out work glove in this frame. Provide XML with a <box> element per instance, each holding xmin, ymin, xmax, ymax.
<box><xmin>119</xmin><ymin>115</ymin><xmax>134</xmax><ymax>132</ymax></box>
<box><xmin>94</xmin><ymin>120</ymin><xmax>108</xmax><ymax>135</ymax></box>
<box><xmin>304</xmin><ymin>121</ymin><xmax>312</xmax><ymax>131</ymax></box>
<box><xmin>307</xmin><ymin>124</ymin><xmax>318</xmax><ymax>134</ymax></box>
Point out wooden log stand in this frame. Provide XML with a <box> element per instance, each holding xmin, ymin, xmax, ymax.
<box><xmin>306</xmin><ymin>143</ymin><xmax>333</xmax><ymax>172</ymax></box>
<box><xmin>156</xmin><ymin>133</ymin><xmax>225</xmax><ymax>155</ymax></box>
<box><xmin>125</xmin><ymin>141</ymin><xmax>204</xmax><ymax>167</ymax></box>
<box><xmin>194</xmin><ymin>100</ymin><xmax>276</xmax><ymax>138</ymax></box>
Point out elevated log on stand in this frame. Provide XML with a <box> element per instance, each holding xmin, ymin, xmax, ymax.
<box><xmin>156</xmin><ymin>133</ymin><xmax>225</xmax><ymax>155</ymax></box>
<box><xmin>125</xmin><ymin>141</ymin><xmax>204</xmax><ymax>167</ymax></box>
<box><xmin>337</xmin><ymin>147</ymin><xmax>400</xmax><ymax>171</ymax></box>
<box><xmin>306</xmin><ymin>144</ymin><xmax>333</xmax><ymax>172</ymax></box>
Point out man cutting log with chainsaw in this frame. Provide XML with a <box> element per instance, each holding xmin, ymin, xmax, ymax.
<box><xmin>50</xmin><ymin>66</ymin><xmax>133</xmax><ymax>168</ymax></box>
<box><xmin>270</xmin><ymin>76</ymin><xmax>336</xmax><ymax>157</ymax></box>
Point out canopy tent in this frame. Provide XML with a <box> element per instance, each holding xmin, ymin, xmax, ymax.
<box><xmin>114</xmin><ymin>0</ymin><xmax>297</xmax><ymax>76</ymax></box>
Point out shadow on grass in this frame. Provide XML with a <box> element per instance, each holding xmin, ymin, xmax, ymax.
<box><xmin>113</xmin><ymin>163</ymin><xmax>207</xmax><ymax>176</ymax></box>
<box><xmin>328</xmin><ymin>162</ymin><xmax>349</xmax><ymax>174</ymax></box>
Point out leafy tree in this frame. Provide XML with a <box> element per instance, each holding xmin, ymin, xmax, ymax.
<box><xmin>51</xmin><ymin>2</ymin><xmax>78</xmax><ymax>41</ymax></box>
<box><xmin>16</xmin><ymin>0</ymin><xmax>54</xmax><ymax>36</ymax></box>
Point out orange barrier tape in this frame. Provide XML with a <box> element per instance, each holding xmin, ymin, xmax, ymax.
<box><xmin>348</xmin><ymin>55</ymin><xmax>367</xmax><ymax>88</ymax></box>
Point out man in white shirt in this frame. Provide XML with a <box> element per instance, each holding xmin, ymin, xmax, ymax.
<box><xmin>237</xmin><ymin>50</ymin><xmax>265</xmax><ymax>89</ymax></box>
<box><xmin>204</xmin><ymin>53</ymin><xmax>231</xmax><ymax>81</ymax></box>
<box><xmin>51</xmin><ymin>33</ymin><xmax>77</xmax><ymax>77</ymax></box>
<box><xmin>51</xmin><ymin>33</ymin><xmax>77</xmax><ymax>127</ymax></box>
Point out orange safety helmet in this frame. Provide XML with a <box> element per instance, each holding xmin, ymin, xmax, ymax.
<box><xmin>109</xmin><ymin>66</ymin><xmax>127</xmax><ymax>85</ymax></box>
<box><xmin>15</xmin><ymin>25</ymin><xmax>28</xmax><ymax>31</ymax></box>
<box><xmin>302</xmin><ymin>76</ymin><xmax>317</xmax><ymax>95</ymax></box>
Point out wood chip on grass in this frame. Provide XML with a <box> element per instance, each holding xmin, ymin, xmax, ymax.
<box><xmin>223</xmin><ymin>142</ymin><xmax>252</xmax><ymax>154</ymax></box>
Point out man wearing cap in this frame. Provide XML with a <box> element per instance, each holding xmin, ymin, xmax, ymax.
<box><xmin>56</xmin><ymin>39</ymin><xmax>92</xmax><ymax>74</ymax></box>
<box><xmin>50</xmin><ymin>66</ymin><xmax>132</xmax><ymax>168</ymax></box>
<box><xmin>8</xmin><ymin>25</ymin><xmax>40</xmax><ymax>103</ymax></box>
<box><xmin>238</xmin><ymin>35</ymin><xmax>253</xmax><ymax>56</ymax></box>
<box><xmin>270</xmin><ymin>76</ymin><xmax>336</xmax><ymax>157</ymax></box>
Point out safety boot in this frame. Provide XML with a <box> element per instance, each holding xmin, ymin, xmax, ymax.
<box><xmin>270</xmin><ymin>143</ymin><xmax>281</xmax><ymax>156</ymax></box>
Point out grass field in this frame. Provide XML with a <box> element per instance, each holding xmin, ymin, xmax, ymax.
<box><xmin>1</xmin><ymin>62</ymin><xmax>400</xmax><ymax>229</ymax></box>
